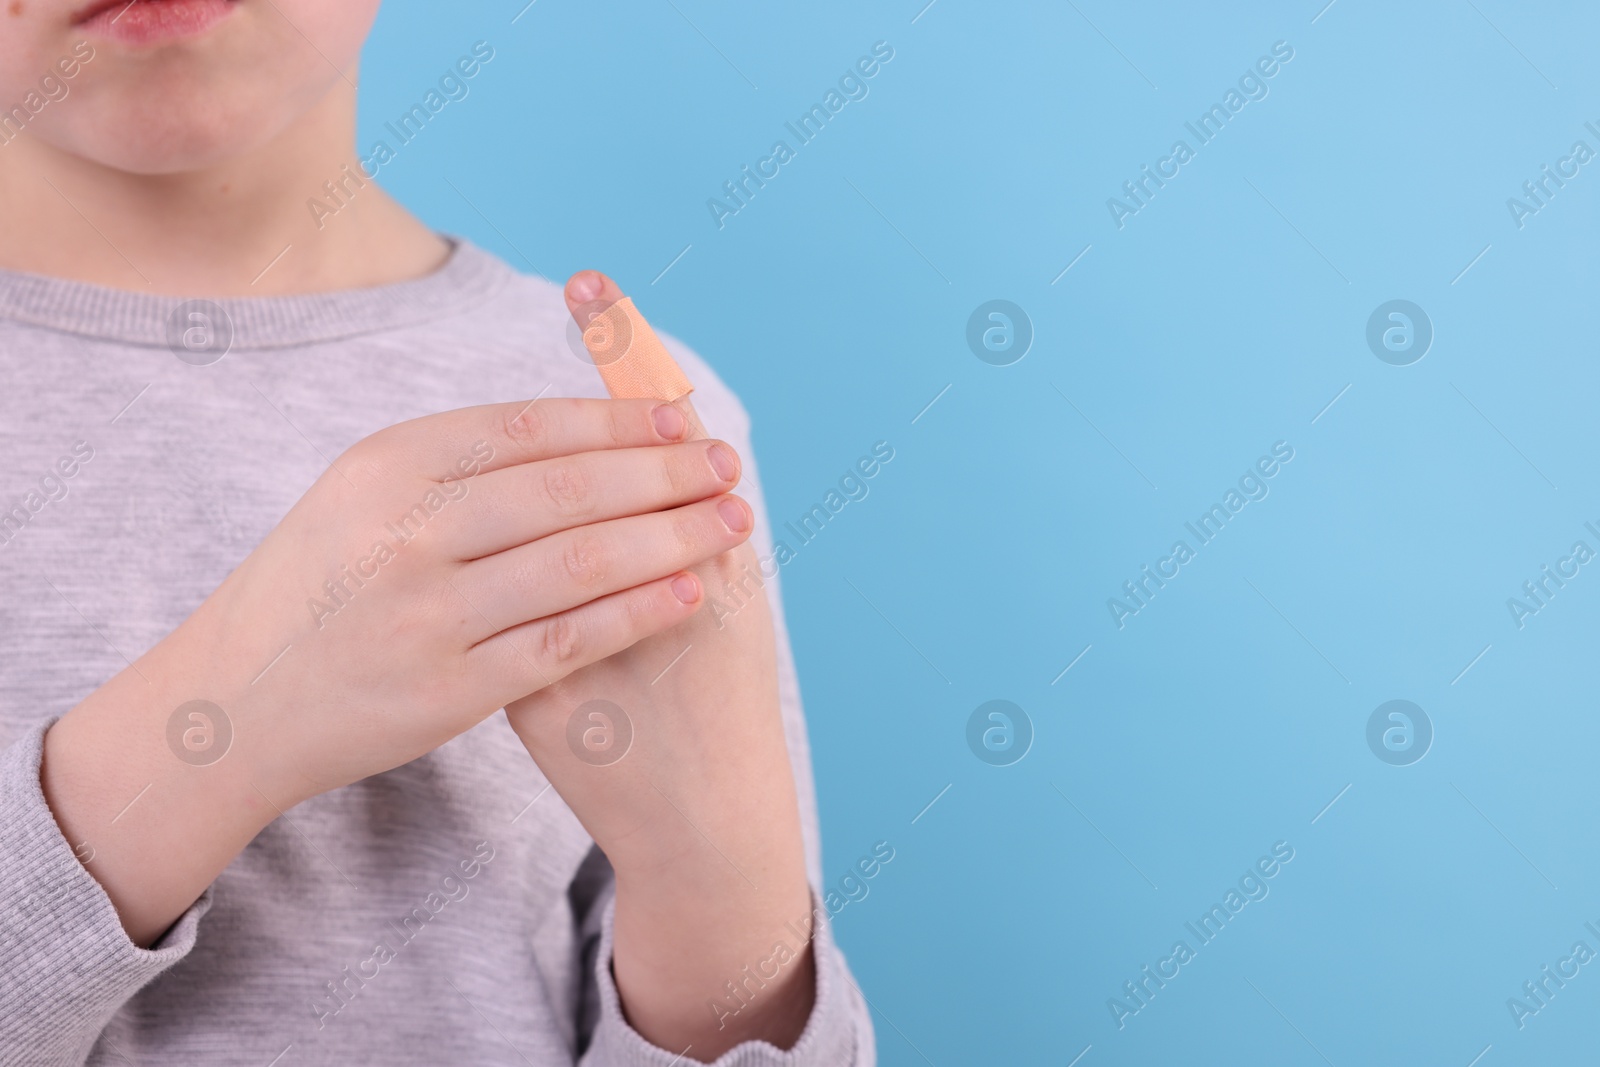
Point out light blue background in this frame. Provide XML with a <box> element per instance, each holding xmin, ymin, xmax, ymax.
<box><xmin>364</xmin><ymin>2</ymin><xmax>1600</xmax><ymax>1063</ymax></box>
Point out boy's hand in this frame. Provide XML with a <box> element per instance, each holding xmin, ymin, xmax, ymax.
<box><xmin>213</xmin><ymin>397</ymin><xmax>755</xmax><ymax>800</ymax></box>
<box><xmin>501</xmin><ymin>273</ymin><xmax>817</xmax><ymax>1058</ymax></box>
<box><xmin>43</xmin><ymin>395</ymin><xmax>752</xmax><ymax>944</ymax></box>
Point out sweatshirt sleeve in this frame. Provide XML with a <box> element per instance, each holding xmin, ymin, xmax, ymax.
<box><xmin>0</xmin><ymin>721</ymin><xmax>213</xmax><ymax>1066</ymax></box>
<box><xmin>578</xmin><ymin>889</ymin><xmax>870</xmax><ymax>1067</ymax></box>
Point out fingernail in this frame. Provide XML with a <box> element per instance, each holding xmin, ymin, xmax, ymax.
<box><xmin>671</xmin><ymin>573</ymin><xmax>700</xmax><ymax>603</ymax></box>
<box><xmin>706</xmin><ymin>441</ymin><xmax>738</xmax><ymax>482</ymax></box>
<box><xmin>568</xmin><ymin>272</ymin><xmax>602</xmax><ymax>302</ymax></box>
<box><xmin>717</xmin><ymin>497</ymin><xmax>750</xmax><ymax>533</ymax></box>
<box><xmin>653</xmin><ymin>404</ymin><xmax>686</xmax><ymax>440</ymax></box>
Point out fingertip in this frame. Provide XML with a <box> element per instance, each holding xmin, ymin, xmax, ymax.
<box><xmin>706</xmin><ymin>440</ymin><xmax>740</xmax><ymax>482</ymax></box>
<box><xmin>565</xmin><ymin>271</ymin><xmax>627</xmax><ymax>323</ymax></box>
<box><xmin>652</xmin><ymin>403</ymin><xmax>688</xmax><ymax>441</ymax></box>
<box><xmin>566</xmin><ymin>270</ymin><xmax>604</xmax><ymax>305</ymax></box>
<box><xmin>670</xmin><ymin>572</ymin><xmax>702</xmax><ymax>605</ymax></box>
<box><xmin>716</xmin><ymin>495</ymin><xmax>752</xmax><ymax>535</ymax></box>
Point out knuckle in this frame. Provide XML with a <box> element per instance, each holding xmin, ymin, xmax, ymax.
<box><xmin>540</xmin><ymin>461</ymin><xmax>592</xmax><ymax>517</ymax></box>
<box><xmin>605</xmin><ymin>403</ymin><xmax>631</xmax><ymax>448</ymax></box>
<box><xmin>560</xmin><ymin>533</ymin><xmax>607</xmax><ymax>587</ymax></box>
<box><xmin>671</xmin><ymin>512</ymin><xmax>709</xmax><ymax>556</ymax></box>
<box><xmin>625</xmin><ymin>584</ymin><xmax>664</xmax><ymax>626</ymax></box>
<box><xmin>334</xmin><ymin>437</ymin><xmax>392</xmax><ymax>488</ymax></box>
<box><xmin>538</xmin><ymin>613</ymin><xmax>584</xmax><ymax>666</ymax></box>
<box><xmin>504</xmin><ymin>402</ymin><xmax>551</xmax><ymax>454</ymax></box>
<box><xmin>662</xmin><ymin>451</ymin><xmax>694</xmax><ymax>497</ymax></box>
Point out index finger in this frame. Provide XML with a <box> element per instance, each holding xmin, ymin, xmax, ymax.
<box><xmin>566</xmin><ymin>270</ymin><xmax>710</xmax><ymax>443</ymax></box>
<box><xmin>380</xmin><ymin>396</ymin><xmax>692</xmax><ymax>481</ymax></box>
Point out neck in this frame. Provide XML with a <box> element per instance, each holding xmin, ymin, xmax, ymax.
<box><xmin>0</xmin><ymin>82</ymin><xmax>448</xmax><ymax>297</ymax></box>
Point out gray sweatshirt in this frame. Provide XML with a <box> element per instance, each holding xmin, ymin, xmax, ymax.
<box><xmin>0</xmin><ymin>241</ymin><xmax>872</xmax><ymax>1066</ymax></box>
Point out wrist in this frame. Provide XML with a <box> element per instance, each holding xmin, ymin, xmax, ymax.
<box><xmin>40</xmin><ymin>618</ymin><xmax>292</xmax><ymax>946</ymax></box>
<box><xmin>158</xmin><ymin>587</ymin><xmax>324</xmax><ymax>807</ymax></box>
<box><xmin>607</xmin><ymin>822</ymin><xmax>816</xmax><ymax>1055</ymax></box>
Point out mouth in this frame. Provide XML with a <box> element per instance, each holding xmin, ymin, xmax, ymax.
<box><xmin>71</xmin><ymin>0</ymin><xmax>240</xmax><ymax>46</ymax></box>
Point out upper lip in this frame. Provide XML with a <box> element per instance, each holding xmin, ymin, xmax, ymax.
<box><xmin>70</xmin><ymin>0</ymin><xmax>237</xmax><ymax>25</ymax></box>
<box><xmin>70</xmin><ymin>0</ymin><xmax>169</xmax><ymax>25</ymax></box>
<box><xmin>71</xmin><ymin>0</ymin><xmax>137</xmax><ymax>25</ymax></box>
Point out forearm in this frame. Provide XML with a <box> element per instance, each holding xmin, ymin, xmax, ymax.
<box><xmin>40</xmin><ymin>616</ymin><xmax>283</xmax><ymax>948</ymax></box>
<box><xmin>515</xmin><ymin>678</ymin><xmax>820</xmax><ymax>1059</ymax></box>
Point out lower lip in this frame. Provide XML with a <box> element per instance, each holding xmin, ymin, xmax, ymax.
<box><xmin>77</xmin><ymin>0</ymin><xmax>237</xmax><ymax>46</ymax></box>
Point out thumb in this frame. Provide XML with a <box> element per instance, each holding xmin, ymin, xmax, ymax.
<box><xmin>565</xmin><ymin>270</ymin><xmax>708</xmax><ymax>441</ymax></box>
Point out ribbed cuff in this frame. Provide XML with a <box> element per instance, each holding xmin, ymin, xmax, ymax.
<box><xmin>0</xmin><ymin>722</ymin><xmax>212</xmax><ymax>1066</ymax></box>
<box><xmin>583</xmin><ymin>889</ymin><xmax>864</xmax><ymax>1067</ymax></box>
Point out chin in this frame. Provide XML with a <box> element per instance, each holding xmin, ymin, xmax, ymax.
<box><xmin>85</xmin><ymin>123</ymin><xmax>276</xmax><ymax>174</ymax></box>
<box><xmin>43</xmin><ymin>74</ymin><xmax>328</xmax><ymax>174</ymax></box>
<box><xmin>51</xmin><ymin>120</ymin><xmax>266</xmax><ymax>175</ymax></box>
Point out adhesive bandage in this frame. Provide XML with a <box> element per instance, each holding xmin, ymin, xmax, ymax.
<box><xmin>579</xmin><ymin>297</ymin><xmax>695</xmax><ymax>403</ymax></box>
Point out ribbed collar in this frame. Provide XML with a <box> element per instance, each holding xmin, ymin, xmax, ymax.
<box><xmin>0</xmin><ymin>236</ymin><xmax>512</xmax><ymax>350</ymax></box>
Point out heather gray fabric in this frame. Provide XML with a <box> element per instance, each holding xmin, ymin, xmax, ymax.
<box><xmin>0</xmin><ymin>240</ymin><xmax>871</xmax><ymax>1066</ymax></box>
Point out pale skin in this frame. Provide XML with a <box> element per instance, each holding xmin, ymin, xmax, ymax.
<box><xmin>4</xmin><ymin>0</ymin><xmax>814</xmax><ymax>1058</ymax></box>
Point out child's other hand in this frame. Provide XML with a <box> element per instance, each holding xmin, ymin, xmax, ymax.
<box><xmin>500</xmin><ymin>273</ymin><xmax>816</xmax><ymax>1056</ymax></box>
